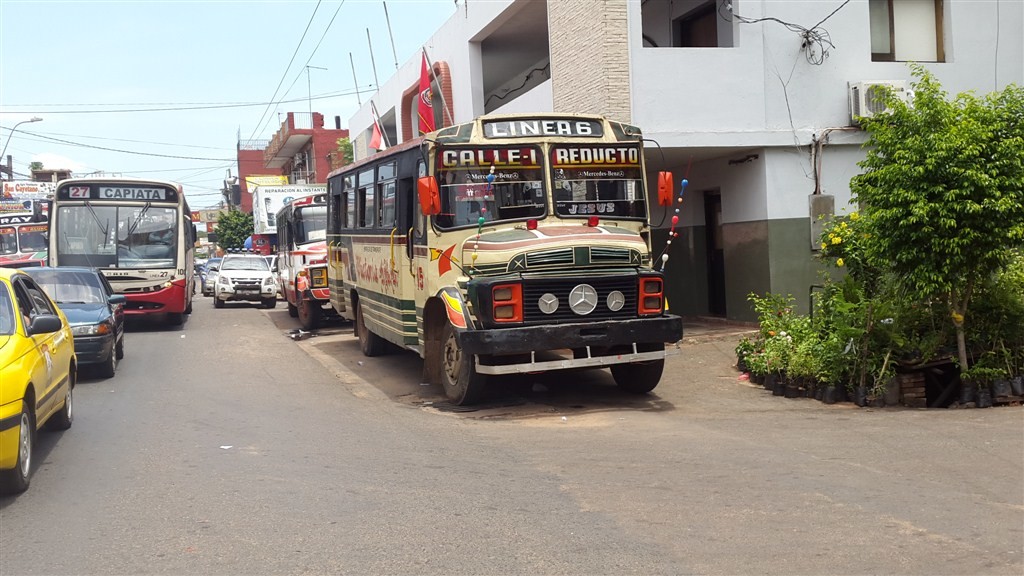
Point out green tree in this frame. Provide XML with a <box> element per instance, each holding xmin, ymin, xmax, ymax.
<box><xmin>28</xmin><ymin>161</ymin><xmax>43</xmax><ymax>171</ymax></box>
<box><xmin>851</xmin><ymin>65</ymin><xmax>1024</xmax><ymax>371</ymax></box>
<box><xmin>336</xmin><ymin>137</ymin><xmax>353</xmax><ymax>165</ymax></box>
<box><xmin>215</xmin><ymin>210</ymin><xmax>254</xmax><ymax>250</ymax></box>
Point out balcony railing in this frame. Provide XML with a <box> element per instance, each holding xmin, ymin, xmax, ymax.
<box><xmin>264</xmin><ymin>113</ymin><xmax>315</xmax><ymax>167</ymax></box>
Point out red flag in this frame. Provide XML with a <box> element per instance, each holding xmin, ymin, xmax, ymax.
<box><xmin>369</xmin><ymin>121</ymin><xmax>382</xmax><ymax>150</ymax></box>
<box><xmin>418</xmin><ymin>52</ymin><xmax>435</xmax><ymax>134</ymax></box>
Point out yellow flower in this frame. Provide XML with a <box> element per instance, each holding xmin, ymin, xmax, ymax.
<box><xmin>951</xmin><ymin>311</ymin><xmax>964</xmax><ymax>325</ymax></box>
<box><xmin>836</xmin><ymin>258</ymin><xmax>845</xmax><ymax>267</ymax></box>
<box><xmin>850</xmin><ymin>212</ymin><xmax>860</xmax><ymax>220</ymax></box>
<box><xmin>832</xmin><ymin>236</ymin><xmax>842</xmax><ymax>245</ymax></box>
<box><xmin>821</xmin><ymin>242</ymin><xmax>828</xmax><ymax>251</ymax></box>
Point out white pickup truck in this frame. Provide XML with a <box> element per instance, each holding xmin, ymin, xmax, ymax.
<box><xmin>213</xmin><ymin>253</ymin><xmax>277</xmax><ymax>309</ymax></box>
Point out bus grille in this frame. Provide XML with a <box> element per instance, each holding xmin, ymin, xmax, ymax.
<box><xmin>521</xmin><ymin>275</ymin><xmax>638</xmax><ymax>323</ymax></box>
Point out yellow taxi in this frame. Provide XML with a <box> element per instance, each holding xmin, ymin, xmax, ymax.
<box><xmin>0</xmin><ymin>267</ymin><xmax>76</xmax><ymax>495</ymax></box>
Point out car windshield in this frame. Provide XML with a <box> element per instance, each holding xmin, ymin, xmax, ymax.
<box><xmin>0</xmin><ymin>284</ymin><xmax>14</xmax><ymax>335</ymax></box>
<box><xmin>221</xmin><ymin>257</ymin><xmax>269</xmax><ymax>271</ymax></box>
<box><xmin>24</xmin><ymin>269</ymin><xmax>106</xmax><ymax>304</ymax></box>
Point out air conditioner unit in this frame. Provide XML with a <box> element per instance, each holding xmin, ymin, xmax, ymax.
<box><xmin>849</xmin><ymin>80</ymin><xmax>911</xmax><ymax>123</ymax></box>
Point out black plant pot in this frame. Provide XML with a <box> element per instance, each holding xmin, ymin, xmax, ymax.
<box><xmin>853</xmin><ymin>385</ymin><xmax>868</xmax><ymax>407</ymax></box>
<box><xmin>834</xmin><ymin>385</ymin><xmax>849</xmax><ymax>403</ymax></box>
<box><xmin>823</xmin><ymin>385</ymin><xmax>838</xmax><ymax>404</ymax></box>
<box><xmin>992</xmin><ymin>379</ymin><xmax>1012</xmax><ymax>399</ymax></box>
<box><xmin>1011</xmin><ymin>375</ymin><xmax>1024</xmax><ymax>397</ymax></box>
<box><xmin>784</xmin><ymin>383</ymin><xmax>800</xmax><ymax>398</ymax></box>
<box><xmin>772</xmin><ymin>374</ymin><xmax>786</xmax><ymax>396</ymax></box>
<box><xmin>977</xmin><ymin>387</ymin><xmax>993</xmax><ymax>408</ymax></box>
<box><xmin>737</xmin><ymin>356</ymin><xmax>749</xmax><ymax>373</ymax></box>
<box><xmin>814</xmin><ymin>384</ymin><xmax>825</xmax><ymax>402</ymax></box>
<box><xmin>764</xmin><ymin>372</ymin><xmax>776</xmax><ymax>391</ymax></box>
<box><xmin>959</xmin><ymin>384</ymin><xmax>977</xmax><ymax>405</ymax></box>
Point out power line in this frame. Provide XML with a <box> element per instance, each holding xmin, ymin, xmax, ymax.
<box><xmin>1</xmin><ymin>87</ymin><xmax>369</xmax><ymax>115</ymax></box>
<box><xmin>15</xmin><ymin>130</ymin><xmax>234</xmax><ymax>161</ymax></box>
<box><xmin>280</xmin><ymin>0</ymin><xmax>348</xmax><ymax>102</ymax></box>
<box><xmin>247</xmin><ymin>0</ymin><xmax>324</xmax><ymax>141</ymax></box>
<box><xmin>0</xmin><ymin>128</ymin><xmax>231</xmax><ymax>151</ymax></box>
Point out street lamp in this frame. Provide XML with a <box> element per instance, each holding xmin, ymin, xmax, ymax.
<box><xmin>1</xmin><ymin>116</ymin><xmax>43</xmax><ymax>168</ymax></box>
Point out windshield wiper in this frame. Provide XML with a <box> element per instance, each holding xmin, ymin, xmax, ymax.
<box><xmin>126</xmin><ymin>202</ymin><xmax>151</xmax><ymax>240</ymax></box>
<box><xmin>84</xmin><ymin>202</ymin><xmax>109</xmax><ymax>239</ymax></box>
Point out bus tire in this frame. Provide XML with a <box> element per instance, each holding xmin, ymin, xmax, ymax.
<box><xmin>440</xmin><ymin>322</ymin><xmax>485</xmax><ymax>405</ymax></box>
<box><xmin>287</xmin><ymin>300</ymin><xmax>298</xmax><ymax>318</ymax></box>
<box><xmin>355</xmin><ymin>300</ymin><xmax>386</xmax><ymax>357</ymax></box>
<box><xmin>610</xmin><ymin>343</ymin><xmax>665</xmax><ymax>394</ymax></box>
<box><xmin>185</xmin><ymin>298</ymin><xmax>193</xmax><ymax>315</ymax></box>
<box><xmin>298</xmin><ymin>296</ymin><xmax>321</xmax><ymax>330</ymax></box>
<box><xmin>0</xmin><ymin>402</ymin><xmax>34</xmax><ymax>494</ymax></box>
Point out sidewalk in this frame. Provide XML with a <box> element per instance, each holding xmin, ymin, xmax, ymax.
<box><xmin>679</xmin><ymin>316</ymin><xmax>758</xmax><ymax>346</ymax></box>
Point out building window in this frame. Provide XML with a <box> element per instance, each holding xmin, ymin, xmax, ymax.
<box><xmin>641</xmin><ymin>0</ymin><xmax>735</xmax><ymax>48</ymax></box>
<box><xmin>870</xmin><ymin>0</ymin><xmax>944</xmax><ymax>62</ymax></box>
<box><xmin>675</xmin><ymin>2</ymin><xmax>717</xmax><ymax>47</ymax></box>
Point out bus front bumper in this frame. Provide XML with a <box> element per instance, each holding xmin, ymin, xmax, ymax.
<box><xmin>457</xmin><ymin>316</ymin><xmax>683</xmax><ymax>375</ymax></box>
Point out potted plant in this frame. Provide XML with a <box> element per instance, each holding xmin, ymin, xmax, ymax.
<box><xmin>735</xmin><ymin>337</ymin><xmax>756</xmax><ymax>373</ymax></box>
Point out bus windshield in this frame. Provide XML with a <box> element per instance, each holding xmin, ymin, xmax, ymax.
<box><xmin>551</xmin><ymin>144</ymin><xmax>647</xmax><ymax>220</ymax></box>
<box><xmin>0</xmin><ymin>227</ymin><xmax>16</xmax><ymax>255</ymax></box>
<box><xmin>294</xmin><ymin>205</ymin><xmax>327</xmax><ymax>244</ymax></box>
<box><xmin>56</xmin><ymin>204</ymin><xmax>178</xmax><ymax>269</ymax></box>
<box><xmin>18</xmin><ymin>224</ymin><xmax>48</xmax><ymax>251</ymax></box>
<box><xmin>435</xmin><ymin>145</ymin><xmax>546</xmax><ymax>229</ymax></box>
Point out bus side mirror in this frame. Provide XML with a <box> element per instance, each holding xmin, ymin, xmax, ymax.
<box><xmin>657</xmin><ymin>172</ymin><xmax>674</xmax><ymax>207</ymax></box>
<box><xmin>417</xmin><ymin>177</ymin><xmax>441</xmax><ymax>216</ymax></box>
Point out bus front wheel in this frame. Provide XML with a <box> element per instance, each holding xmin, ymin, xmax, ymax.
<box><xmin>298</xmin><ymin>294</ymin><xmax>321</xmax><ymax>329</ymax></box>
<box><xmin>610</xmin><ymin>343</ymin><xmax>665</xmax><ymax>394</ymax></box>
<box><xmin>440</xmin><ymin>322</ymin><xmax>485</xmax><ymax>405</ymax></box>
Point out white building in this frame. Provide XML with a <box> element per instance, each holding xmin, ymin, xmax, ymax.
<box><xmin>349</xmin><ymin>0</ymin><xmax>1024</xmax><ymax>322</ymax></box>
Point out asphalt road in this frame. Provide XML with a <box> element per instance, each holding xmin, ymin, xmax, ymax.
<box><xmin>1</xmin><ymin>300</ymin><xmax>1021</xmax><ymax>575</ymax></box>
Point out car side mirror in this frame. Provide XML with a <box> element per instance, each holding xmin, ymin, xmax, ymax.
<box><xmin>28</xmin><ymin>314</ymin><xmax>63</xmax><ymax>336</ymax></box>
<box><xmin>417</xmin><ymin>176</ymin><xmax>441</xmax><ymax>216</ymax></box>
<box><xmin>108</xmin><ymin>294</ymin><xmax>127</xmax><ymax>305</ymax></box>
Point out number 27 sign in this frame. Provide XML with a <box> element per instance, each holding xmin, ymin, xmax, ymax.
<box><xmin>68</xmin><ymin>186</ymin><xmax>90</xmax><ymax>198</ymax></box>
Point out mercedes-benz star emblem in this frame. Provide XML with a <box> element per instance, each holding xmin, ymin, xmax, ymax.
<box><xmin>538</xmin><ymin>293</ymin><xmax>559</xmax><ymax>314</ymax></box>
<box><xmin>568</xmin><ymin>284</ymin><xmax>598</xmax><ymax>315</ymax></box>
<box><xmin>607</xmin><ymin>290</ymin><xmax>625</xmax><ymax>312</ymax></box>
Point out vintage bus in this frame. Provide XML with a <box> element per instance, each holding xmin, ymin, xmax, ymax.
<box><xmin>48</xmin><ymin>177</ymin><xmax>196</xmax><ymax>325</ymax></box>
<box><xmin>0</xmin><ymin>211</ymin><xmax>48</xmax><ymax>268</ymax></box>
<box><xmin>326</xmin><ymin>113</ymin><xmax>682</xmax><ymax>405</ymax></box>
<box><xmin>275</xmin><ymin>193</ymin><xmax>331</xmax><ymax>329</ymax></box>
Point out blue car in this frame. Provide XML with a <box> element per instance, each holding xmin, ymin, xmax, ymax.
<box><xmin>23</xmin><ymin>267</ymin><xmax>125</xmax><ymax>378</ymax></box>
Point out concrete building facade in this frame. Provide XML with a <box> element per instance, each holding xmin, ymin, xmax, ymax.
<box><xmin>347</xmin><ymin>0</ymin><xmax>1023</xmax><ymax>322</ymax></box>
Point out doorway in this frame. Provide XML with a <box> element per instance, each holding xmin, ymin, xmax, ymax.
<box><xmin>704</xmin><ymin>191</ymin><xmax>726</xmax><ymax>316</ymax></box>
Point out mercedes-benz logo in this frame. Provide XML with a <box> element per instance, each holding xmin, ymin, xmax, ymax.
<box><xmin>538</xmin><ymin>293</ymin><xmax>559</xmax><ymax>314</ymax></box>
<box><xmin>568</xmin><ymin>284</ymin><xmax>598</xmax><ymax>315</ymax></box>
<box><xmin>606</xmin><ymin>290</ymin><xmax>625</xmax><ymax>312</ymax></box>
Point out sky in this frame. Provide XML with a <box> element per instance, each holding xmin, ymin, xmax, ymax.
<box><xmin>0</xmin><ymin>0</ymin><xmax>458</xmax><ymax>208</ymax></box>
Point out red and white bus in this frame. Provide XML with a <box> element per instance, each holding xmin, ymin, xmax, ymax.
<box><xmin>48</xmin><ymin>177</ymin><xmax>196</xmax><ymax>325</ymax></box>
<box><xmin>0</xmin><ymin>211</ymin><xmax>48</xmax><ymax>269</ymax></box>
<box><xmin>275</xmin><ymin>193</ymin><xmax>331</xmax><ymax>329</ymax></box>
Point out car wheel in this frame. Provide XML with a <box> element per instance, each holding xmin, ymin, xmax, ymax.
<box><xmin>355</xmin><ymin>299</ymin><xmax>386</xmax><ymax>357</ymax></box>
<box><xmin>115</xmin><ymin>336</ymin><xmax>124</xmax><ymax>360</ymax></box>
<box><xmin>48</xmin><ymin>368</ymin><xmax>74</xmax><ymax>430</ymax></box>
<box><xmin>214</xmin><ymin>297</ymin><xmax>224</xmax><ymax>309</ymax></box>
<box><xmin>166</xmin><ymin>312</ymin><xmax>184</xmax><ymax>326</ymax></box>
<box><xmin>0</xmin><ymin>402</ymin><xmax>34</xmax><ymax>494</ymax></box>
<box><xmin>610</xmin><ymin>343</ymin><xmax>665</xmax><ymax>394</ymax></box>
<box><xmin>263</xmin><ymin>297</ymin><xmax>277</xmax><ymax>309</ymax></box>
<box><xmin>440</xmin><ymin>322</ymin><xmax>485</xmax><ymax>406</ymax></box>
<box><xmin>298</xmin><ymin>296</ymin><xmax>321</xmax><ymax>330</ymax></box>
<box><xmin>97</xmin><ymin>345</ymin><xmax>117</xmax><ymax>379</ymax></box>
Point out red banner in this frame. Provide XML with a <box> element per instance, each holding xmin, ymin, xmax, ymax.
<box><xmin>418</xmin><ymin>52</ymin><xmax>435</xmax><ymax>134</ymax></box>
